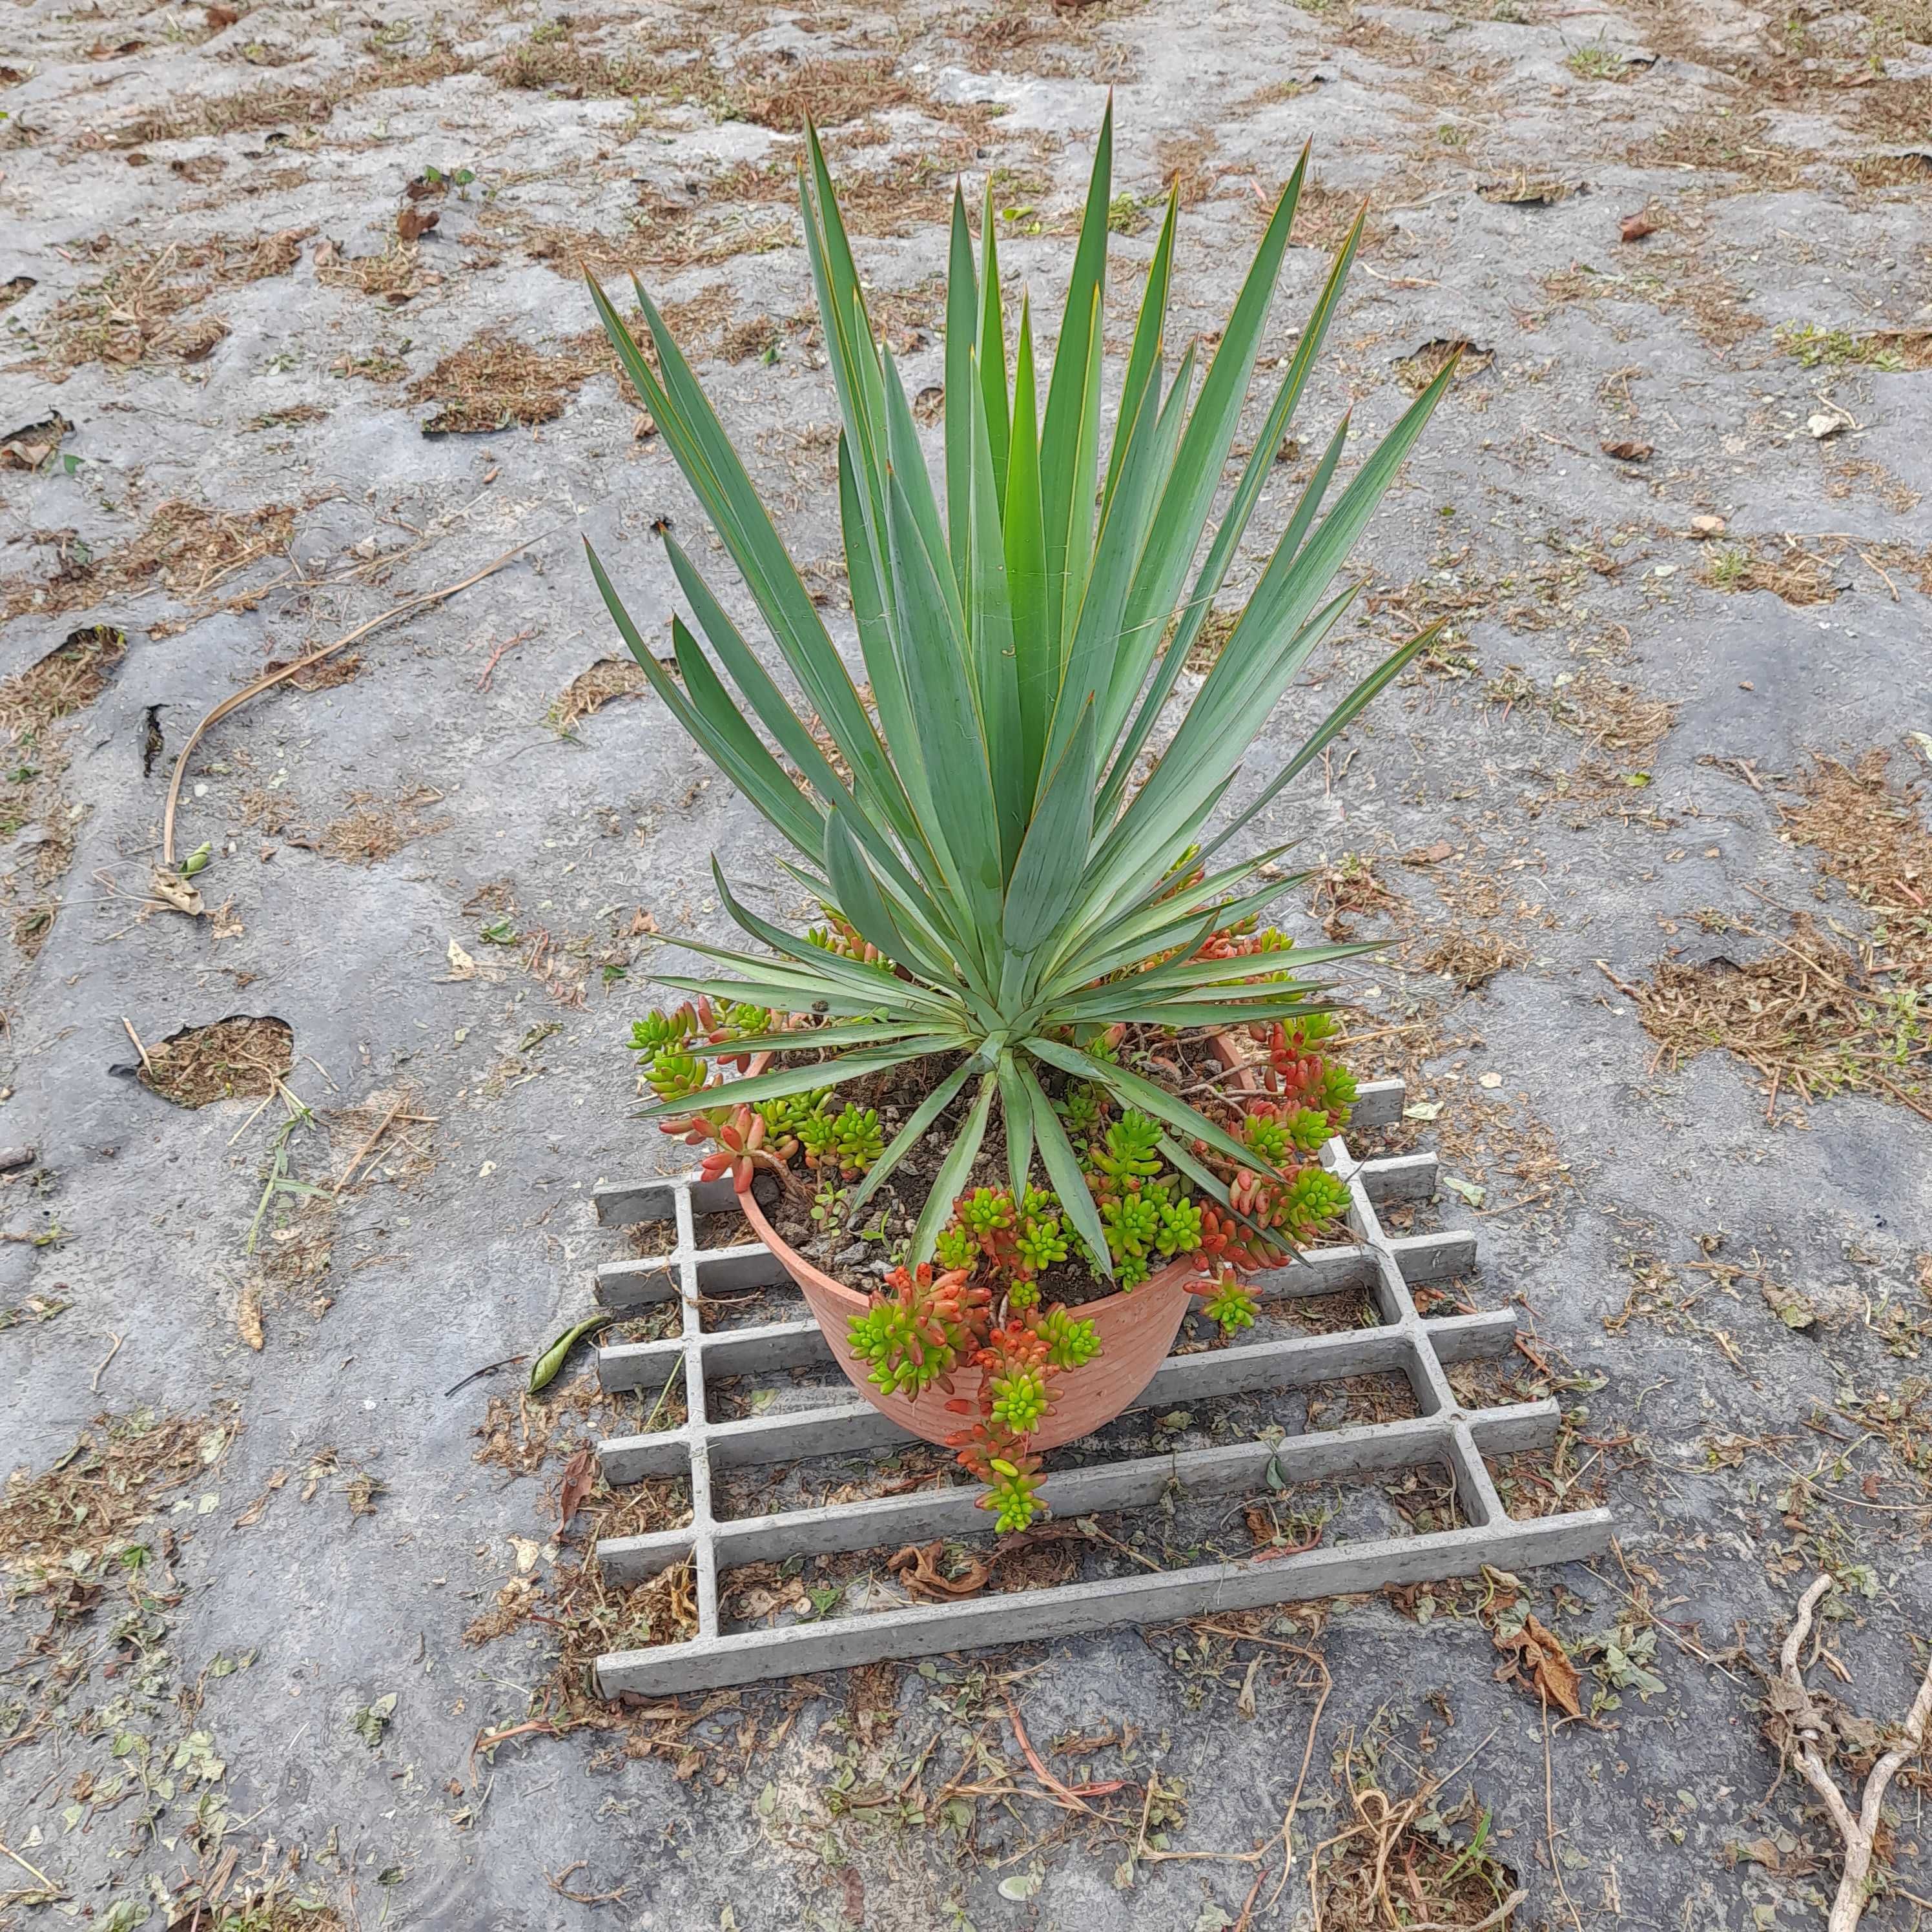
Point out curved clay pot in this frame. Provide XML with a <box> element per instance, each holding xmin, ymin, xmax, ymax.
<box><xmin>737</xmin><ymin>1178</ymin><xmax>1208</xmax><ymax>1450</ymax></box>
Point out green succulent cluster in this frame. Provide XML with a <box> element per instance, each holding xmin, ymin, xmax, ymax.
<box><xmin>1089</xmin><ymin>1111</ymin><xmax>1162</xmax><ymax>1184</ymax></box>
<box><xmin>1202</xmin><ymin>1273</ymin><xmax>1259</xmax><ymax>1333</ymax></box>
<box><xmin>962</xmin><ymin>1186</ymin><xmax>1016</xmax><ymax>1238</ymax></box>
<box><xmin>1034</xmin><ymin>1304</ymin><xmax>1101</xmax><ymax>1368</ymax></box>
<box><xmin>934</xmin><ymin>1183</ymin><xmax>1071</xmax><ymax>1308</ymax></box>
<box><xmin>644</xmin><ymin>1049</ymin><xmax>706</xmax><ymax>1107</ymax></box>
<box><xmin>757</xmin><ymin>1087</ymin><xmax>834</xmax><ymax>1140</ymax></box>
<box><xmin>630</xmin><ymin>1009</ymin><xmax>693</xmax><ymax>1056</ymax></box>
<box><xmin>1273</xmin><ymin>1165</ymin><xmax>1353</xmax><ymax>1233</ymax></box>
<box><xmin>988</xmin><ymin>1362</ymin><xmax>1050</xmax><ymax>1433</ymax></box>
<box><xmin>797</xmin><ymin>1100</ymin><xmax>885</xmax><ymax>1176</ymax></box>
<box><xmin>1012</xmin><ymin>1213</ymin><xmax>1069</xmax><ymax>1280</ymax></box>
<box><xmin>983</xmin><ymin>1460</ymin><xmax>1045</xmax><ymax>1534</ymax></box>
<box><xmin>848</xmin><ymin>1298</ymin><xmax>956</xmax><ymax>1399</ymax></box>
<box><xmin>1093</xmin><ymin>1178</ymin><xmax>1203</xmax><ymax>1288</ymax></box>
<box><xmin>1056</xmin><ymin>1081</ymin><xmax>1105</xmax><ymax>1136</ymax></box>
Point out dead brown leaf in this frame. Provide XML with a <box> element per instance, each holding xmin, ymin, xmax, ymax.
<box><xmin>560</xmin><ymin>1447</ymin><xmax>594</xmax><ymax>1531</ymax></box>
<box><xmin>1494</xmin><ymin>1612</ymin><xmax>1582</xmax><ymax>1718</ymax></box>
<box><xmin>889</xmin><ymin>1539</ymin><xmax>992</xmax><ymax>1601</ymax></box>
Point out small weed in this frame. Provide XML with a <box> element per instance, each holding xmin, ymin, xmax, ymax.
<box><xmin>1774</xmin><ymin>321</ymin><xmax>1906</xmax><ymax>370</ymax></box>
<box><xmin>1565</xmin><ymin>41</ymin><xmax>1630</xmax><ymax>79</ymax></box>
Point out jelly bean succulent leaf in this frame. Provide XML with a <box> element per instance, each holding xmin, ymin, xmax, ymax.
<box><xmin>588</xmin><ymin>107</ymin><xmax>1450</xmax><ymax>1273</ymax></box>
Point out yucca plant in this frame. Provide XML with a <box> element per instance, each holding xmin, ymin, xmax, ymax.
<box><xmin>587</xmin><ymin>107</ymin><xmax>1451</xmax><ymax>1281</ymax></box>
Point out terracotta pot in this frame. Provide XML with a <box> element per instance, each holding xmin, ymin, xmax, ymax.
<box><xmin>737</xmin><ymin>1177</ymin><xmax>1209</xmax><ymax>1450</ymax></box>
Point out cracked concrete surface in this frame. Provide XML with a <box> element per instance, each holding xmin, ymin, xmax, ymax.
<box><xmin>2</xmin><ymin>0</ymin><xmax>1930</xmax><ymax>1924</ymax></box>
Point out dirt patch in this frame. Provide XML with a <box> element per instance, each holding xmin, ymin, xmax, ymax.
<box><xmin>551</xmin><ymin>657</ymin><xmax>652</xmax><ymax>731</ymax></box>
<box><xmin>1393</xmin><ymin>338</ymin><xmax>1493</xmax><ymax>394</ymax></box>
<box><xmin>0</xmin><ymin>624</ymin><xmax>127</xmax><ymax>736</ymax></box>
<box><xmin>318</xmin><ymin>786</ymin><xmax>451</xmax><ymax>864</ymax></box>
<box><xmin>137</xmin><ymin>1014</ymin><xmax>294</xmax><ymax>1107</ymax></box>
<box><xmin>39</xmin><ymin>229</ymin><xmax>305</xmax><ymax>372</ymax></box>
<box><xmin>0</xmin><ymin>1408</ymin><xmax>237</xmax><ymax>1612</ymax></box>
<box><xmin>411</xmin><ymin>331</ymin><xmax>614</xmax><ymax>433</ymax></box>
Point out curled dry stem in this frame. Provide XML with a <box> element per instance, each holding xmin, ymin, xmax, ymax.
<box><xmin>1772</xmin><ymin>1573</ymin><xmax>1932</xmax><ymax>1932</ymax></box>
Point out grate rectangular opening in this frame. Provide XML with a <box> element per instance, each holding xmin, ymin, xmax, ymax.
<box><xmin>585</xmin><ymin>1078</ymin><xmax>1612</xmax><ymax>1696</ymax></box>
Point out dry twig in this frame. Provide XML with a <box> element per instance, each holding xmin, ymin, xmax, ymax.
<box><xmin>1771</xmin><ymin>1574</ymin><xmax>1932</xmax><ymax>1932</ymax></box>
<box><xmin>163</xmin><ymin>540</ymin><xmax>533</xmax><ymax>865</ymax></box>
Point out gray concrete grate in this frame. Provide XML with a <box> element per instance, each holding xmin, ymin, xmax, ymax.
<box><xmin>585</xmin><ymin>1078</ymin><xmax>1612</xmax><ymax>1696</ymax></box>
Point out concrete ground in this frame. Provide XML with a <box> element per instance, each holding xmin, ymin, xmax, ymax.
<box><xmin>1</xmin><ymin>0</ymin><xmax>1930</xmax><ymax>1924</ymax></box>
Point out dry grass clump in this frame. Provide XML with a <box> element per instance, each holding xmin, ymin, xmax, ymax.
<box><xmin>43</xmin><ymin>229</ymin><xmax>305</xmax><ymax>371</ymax></box>
<box><xmin>465</xmin><ymin>1382</ymin><xmax>694</xmax><ymax>1714</ymax></box>
<box><xmin>1627</xmin><ymin>111</ymin><xmax>1813</xmax><ymax>189</ymax></box>
<box><xmin>1308</xmin><ymin>1747</ymin><xmax>1522</xmax><ymax>1927</ymax></box>
<box><xmin>1421</xmin><ymin>929</ymin><xmax>1528</xmax><ymax>991</ymax></box>
<box><xmin>0</xmin><ymin>624</ymin><xmax>130</xmax><ymax>955</ymax></box>
<box><xmin>0</xmin><ymin>624</ymin><xmax>126</xmax><ymax>737</ymax></box>
<box><xmin>719</xmin><ymin>313</ymin><xmax>779</xmax><ymax>362</ymax></box>
<box><xmin>1849</xmin><ymin>151</ymin><xmax>1932</xmax><ymax>189</ymax></box>
<box><xmin>1700</xmin><ymin>540</ymin><xmax>1839</xmax><ymax>606</ymax></box>
<box><xmin>110</xmin><ymin>48</ymin><xmax>474</xmax><ymax>144</ymax></box>
<box><xmin>1625</xmin><ymin>752</ymin><xmax>1931</xmax><ymax>1122</ymax></box>
<box><xmin>722</xmin><ymin>56</ymin><xmax>914</xmax><ymax>131</ymax></box>
<box><xmin>318</xmin><ymin>786</ymin><xmax>451</xmax><ymax>864</ymax></box>
<box><xmin>1784</xmin><ymin>751</ymin><xmax>1932</xmax><ymax>916</ymax></box>
<box><xmin>1844</xmin><ymin>76</ymin><xmax>1932</xmax><ymax>143</ymax></box>
<box><xmin>139</xmin><ymin>1015</ymin><xmax>294</xmax><ymax>1107</ymax></box>
<box><xmin>495</xmin><ymin>33</ymin><xmax>916</xmax><ymax>134</ymax></box>
<box><xmin>316</xmin><ymin>237</ymin><xmax>429</xmax><ymax>304</ymax></box>
<box><xmin>1310</xmin><ymin>854</ymin><xmax>1406</xmax><ymax>940</ymax></box>
<box><xmin>112</xmin><ymin>81</ymin><xmax>334</xmax><ymax>145</ymax></box>
<box><xmin>1547</xmin><ymin>671</ymin><xmax>1676</xmax><ymax>762</ymax></box>
<box><xmin>409</xmin><ymin>331</ymin><xmax>613</xmax><ymax>433</ymax></box>
<box><xmin>1</xmin><ymin>498</ymin><xmax>295</xmax><ymax>625</ymax></box>
<box><xmin>1155</xmin><ymin>131</ymin><xmax>1221</xmax><ymax>207</ymax></box>
<box><xmin>0</xmin><ymin>1409</ymin><xmax>235</xmax><ymax>1607</ymax></box>
<box><xmin>496</xmin><ymin>38</ymin><xmax>670</xmax><ymax>98</ymax></box>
